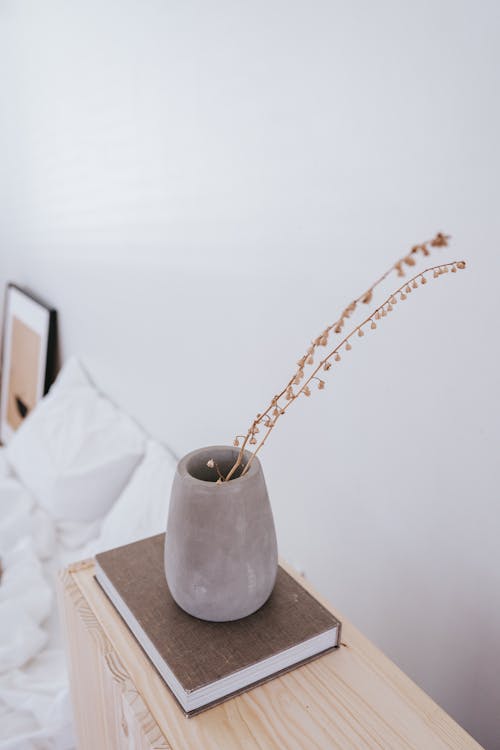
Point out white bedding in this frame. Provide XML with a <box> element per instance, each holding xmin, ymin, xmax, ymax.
<box><xmin>0</xmin><ymin>451</ymin><xmax>77</xmax><ymax>749</ymax></box>
<box><xmin>0</xmin><ymin>360</ymin><xmax>177</xmax><ymax>749</ymax></box>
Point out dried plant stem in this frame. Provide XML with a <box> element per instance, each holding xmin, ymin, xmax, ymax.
<box><xmin>223</xmin><ymin>233</ymin><xmax>451</xmax><ymax>482</ymax></box>
<box><xmin>237</xmin><ymin>260</ymin><xmax>465</xmax><ymax>479</ymax></box>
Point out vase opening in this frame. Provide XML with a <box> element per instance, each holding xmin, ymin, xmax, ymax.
<box><xmin>186</xmin><ymin>446</ymin><xmax>246</xmax><ymax>482</ymax></box>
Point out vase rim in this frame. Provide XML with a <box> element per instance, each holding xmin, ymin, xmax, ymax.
<box><xmin>177</xmin><ymin>444</ymin><xmax>261</xmax><ymax>486</ymax></box>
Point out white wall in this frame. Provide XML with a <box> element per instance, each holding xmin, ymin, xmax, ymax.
<box><xmin>1</xmin><ymin>1</ymin><xmax>499</xmax><ymax>746</ymax></box>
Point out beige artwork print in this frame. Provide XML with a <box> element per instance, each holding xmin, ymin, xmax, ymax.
<box><xmin>7</xmin><ymin>315</ymin><xmax>41</xmax><ymax>430</ymax></box>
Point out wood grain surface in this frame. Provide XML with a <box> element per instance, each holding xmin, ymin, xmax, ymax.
<box><xmin>58</xmin><ymin>559</ymin><xmax>484</xmax><ymax>750</ymax></box>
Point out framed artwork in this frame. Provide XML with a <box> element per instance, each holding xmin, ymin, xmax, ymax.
<box><xmin>0</xmin><ymin>284</ymin><xmax>57</xmax><ymax>444</ymax></box>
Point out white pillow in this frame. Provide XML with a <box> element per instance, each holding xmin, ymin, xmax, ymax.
<box><xmin>6</xmin><ymin>358</ymin><xmax>146</xmax><ymax>523</ymax></box>
<box><xmin>89</xmin><ymin>439</ymin><xmax>176</xmax><ymax>554</ymax></box>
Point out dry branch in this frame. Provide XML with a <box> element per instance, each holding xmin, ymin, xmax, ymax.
<box><xmin>207</xmin><ymin>234</ymin><xmax>464</xmax><ymax>482</ymax></box>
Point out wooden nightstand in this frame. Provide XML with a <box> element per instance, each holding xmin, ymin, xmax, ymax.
<box><xmin>58</xmin><ymin>559</ymin><xmax>483</xmax><ymax>750</ymax></box>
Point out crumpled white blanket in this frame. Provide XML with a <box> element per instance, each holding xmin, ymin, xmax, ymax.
<box><xmin>0</xmin><ymin>432</ymin><xmax>174</xmax><ymax>749</ymax></box>
<box><xmin>0</xmin><ymin>458</ymin><xmax>90</xmax><ymax>749</ymax></box>
<box><xmin>0</xmin><ymin>539</ymin><xmax>51</xmax><ymax>674</ymax></box>
<box><xmin>0</xmin><ymin>650</ymin><xmax>73</xmax><ymax>750</ymax></box>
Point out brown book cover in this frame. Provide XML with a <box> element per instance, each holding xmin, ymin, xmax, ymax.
<box><xmin>95</xmin><ymin>533</ymin><xmax>341</xmax><ymax>716</ymax></box>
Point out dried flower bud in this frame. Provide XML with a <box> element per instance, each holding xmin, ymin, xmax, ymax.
<box><xmin>358</xmin><ymin>328</ymin><xmax>364</xmax><ymax>337</ymax></box>
<box><xmin>346</xmin><ymin>341</ymin><xmax>352</xmax><ymax>350</ymax></box>
<box><xmin>297</xmin><ymin>356</ymin><xmax>306</xmax><ymax>368</ymax></box>
<box><xmin>207</xmin><ymin>459</ymin><xmax>215</xmax><ymax>468</ymax></box>
<box><xmin>381</xmin><ymin>308</ymin><xmax>387</xmax><ymax>317</ymax></box>
<box><xmin>433</xmin><ymin>270</ymin><xmax>439</xmax><ymax>278</ymax></box>
<box><xmin>457</xmin><ymin>261</ymin><xmax>466</xmax><ymax>269</ymax></box>
<box><xmin>430</xmin><ymin>232</ymin><xmax>449</xmax><ymax>247</ymax></box>
<box><xmin>405</xmin><ymin>285</ymin><xmax>411</xmax><ymax>293</ymax></box>
<box><xmin>273</xmin><ymin>407</ymin><xmax>280</xmax><ymax>417</ymax></box>
<box><xmin>233</xmin><ymin>438</ymin><xmax>240</xmax><ymax>447</ymax></box>
<box><xmin>387</xmin><ymin>303</ymin><xmax>393</xmax><ymax>312</ymax></box>
<box><xmin>400</xmin><ymin>292</ymin><xmax>407</xmax><ymax>301</ymax></box>
<box><xmin>320</xmin><ymin>336</ymin><xmax>328</xmax><ymax>346</ymax></box>
<box><xmin>323</xmin><ymin>361</ymin><xmax>332</xmax><ymax>371</ymax></box>
<box><xmin>375</xmin><ymin>311</ymin><xmax>380</xmax><ymax>320</ymax></box>
<box><xmin>318</xmin><ymin>380</ymin><xmax>325</xmax><ymax>390</ymax></box>
<box><xmin>361</xmin><ymin>289</ymin><xmax>373</xmax><ymax>304</ymax></box>
<box><xmin>345</xmin><ymin>301</ymin><xmax>356</xmax><ymax>316</ymax></box>
<box><xmin>286</xmin><ymin>387</ymin><xmax>294</xmax><ymax>400</ymax></box>
<box><xmin>249</xmin><ymin>437</ymin><xmax>257</xmax><ymax>445</ymax></box>
<box><xmin>394</xmin><ymin>261</ymin><xmax>405</xmax><ymax>277</ymax></box>
<box><xmin>421</xmin><ymin>276</ymin><xmax>427</xmax><ymax>284</ymax></box>
<box><xmin>334</xmin><ymin>352</ymin><xmax>341</xmax><ymax>362</ymax></box>
<box><xmin>334</xmin><ymin>324</ymin><xmax>342</xmax><ymax>334</ymax></box>
<box><xmin>303</xmin><ymin>386</ymin><xmax>311</xmax><ymax>397</ymax></box>
<box><xmin>411</xmin><ymin>280</ymin><xmax>418</xmax><ymax>289</ymax></box>
<box><xmin>390</xmin><ymin>296</ymin><xmax>397</xmax><ymax>304</ymax></box>
<box><xmin>451</xmin><ymin>265</ymin><xmax>457</xmax><ymax>272</ymax></box>
<box><xmin>404</xmin><ymin>256</ymin><xmax>416</xmax><ymax>267</ymax></box>
<box><xmin>294</xmin><ymin>369</ymin><xmax>304</xmax><ymax>385</ymax></box>
<box><xmin>370</xmin><ymin>320</ymin><xmax>376</xmax><ymax>329</ymax></box>
<box><xmin>306</xmin><ymin>355</ymin><xmax>314</xmax><ymax>365</ymax></box>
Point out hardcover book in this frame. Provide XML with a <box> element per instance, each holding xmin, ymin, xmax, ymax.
<box><xmin>95</xmin><ymin>533</ymin><xmax>341</xmax><ymax>716</ymax></box>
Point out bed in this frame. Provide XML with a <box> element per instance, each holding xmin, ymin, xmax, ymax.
<box><xmin>0</xmin><ymin>358</ymin><xmax>176</xmax><ymax>749</ymax></box>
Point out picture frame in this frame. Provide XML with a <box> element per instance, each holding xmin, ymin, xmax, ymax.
<box><xmin>0</xmin><ymin>284</ymin><xmax>57</xmax><ymax>444</ymax></box>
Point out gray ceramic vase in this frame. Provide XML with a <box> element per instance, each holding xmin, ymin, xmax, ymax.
<box><xmin>164</xmin><ymin>445</ymin><xmax>278</xmax><ymax>622</ymax></box>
